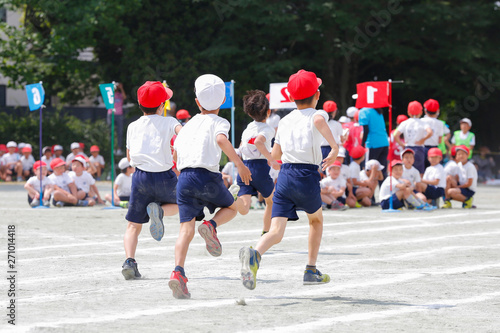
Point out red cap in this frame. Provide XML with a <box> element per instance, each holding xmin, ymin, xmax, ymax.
<box><xmin>332</xmin><ymin>160</ymin><xmax>342</xmax><ymax>167</ymax></box>
<box><xmin>50</xmin><ymin>158</ymin><xmax>66</xmax><ymax>170</ymax></box>
<box><xmin>408</xmin><ymin>101</ymin><xmax>423</xmax><ymax>116</ymax></box>
<box><xmin>266</xmin><ymin>93</ymin><xmax>270</xmax><ymax>101</ymax></box>
<box><xmin>455</xmin><ymin>145</ymin><xmax>470</xmax><ymax>156</ymax></box>
<box><xmin>428</xmin><ymin>147</ymin><xmax>443</xmax><ymax>157</ymax></box>
<box><xmin>79</xmin><ymin>142</ymin><xmax>85</xmax><ymax>149</ymax></box>
<box><xmin>450</xmin><ymin>145</ymin><xmax>457</xmax><ymax>157</ymax></box>
<box><xmin>323</xmin><ymin>101</ymin><xmax>337</xmax><ymax>113</ymax></box>
<box><xmin>0</xmin><ymin>144</ymin><xmax>7</xmax><ymax>153</ymax></box>
<box><xmin>391</xmin><ymin>159</ymin><xmax>403</xmax><ymax>167</ymax></box>
<box><xmin>350</xmin><ymin>145</ymin><xmax>367</xmax><ymax>159</ymax></box>
<box><xmin>138</xmin><ymin>81</ymin><xmax>172</xmax><ymax>108</ymax></box>
<box><xmin>176</xmin><ymin>109</ymin><xmax>191</xmax><ymax>120</ymax></box>
<box><xmin>396</xmin><ymin>114</ymin><xmax>408</xmax><ymax>125</ymax></box>
<box><xmin>22</xmin><ymin>146</ymin><xmax>32</xmax><ymax>153</ymax></box>
<box><xmin>424</xmin><ymin>99</ymin><xmax>439</xmax><ymax>112</ymax></box>
<box><xmin>72</xmin><ymin>155</ymin><xmax>87</xmax><ymax>167</ymax></box>
<box><xmin>400</xmin><ymin>148</ymin><xmax>415</xmax><ymax>159</ymax></box>
<box><xmin>33</xmin><ymin>161</ymin><xmax>46</xmax><ymax>171</ymax></box>
<box><xmin>287</xmin><ymin>70</ymin><xmax>322</xmax><ymax>101</ymax></box>
<box><xmin>354</xmin><ymin>109</ymin><xmax>360</xmax><ymax>122</ymax></box>
<box><xmin>90</xmin><ymin>145</ymin><xmax>100</xmax><ymax>152</ymax></box>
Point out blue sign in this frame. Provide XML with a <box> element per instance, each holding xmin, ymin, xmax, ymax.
<box><xmin>220</xmin><ymin>81</ymin><xmax>233</xmax><ymax>109</ymax></box>
<box><xmin>25</xmin><ymin>83</ymin><xmax>45</xmax><ymax>111</ymax></box>
<box><xmin>99</xmin><ymin>83</ymin><xmax>115</xmax><ymax>110</ymax></box>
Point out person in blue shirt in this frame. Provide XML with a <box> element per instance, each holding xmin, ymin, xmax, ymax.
<box><xmin>358</xmin><ymin>107</ymin><xmax>389</xmax><ymax>179</ymax></box>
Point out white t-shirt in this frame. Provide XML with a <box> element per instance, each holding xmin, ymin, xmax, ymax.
<box><xmin>66</xmin><ymin>152</ymin><xmax>88</xmax><ymax>166</ymax></box>
<box><xmin>20</xmin><ymin>155</ymin><xmax>35</xmax><ymax>171</ymax></box>
<box><xmin>174</xmin><ymin>113</ymin><xmax>230</xmax><ymax>173</ymax></box>
<box><xmin>319</xmin><ymin>119</ymin><xmax>343</xmax><ymax>146</ymax></box>
<box><xmin>269</xmin><ymin>166</ymin><xmax>280</xmax><ymax>182</ymax></box>
<box><xmin>423</xmin><ymin>164</ymin><xmax>446</xmax><ymax>189</ymax></box>
<box><xmin>240</xmin><ymin>121</ymin><xmax>275</xmax><ymax>160</ymax></box>
<box><xmin>359</xmin><ymin>170</ymin><xmax>369</xmax><ymax>181</ymax></box>
<box><xmin>379</xmin><ymin>176</ymin><xmax>402</xmax><ymax>201</ymax></box>
<box><xmin>341</xmin><ymin>164</ymin><xmax>350</xmax><ymax>183</ymax></box>
<box><xmin>2</xmin><ymin>152</ymin><xmax>20</xmax><ymax>167</ymax></box>
<box><xmin>349</xmin><ymin>161</ymin><xmax>361</xmax><ymax>186</ymax></box>
<box><xmin>89</xmin><ymin>154</ymin><xmax>105</xmax><ymax>166</ymax></box>
<box><xmin>26</xmin><ymin>176</ymin><xmax>53</xmax><ymax>192</ymax></box>
<box><xmin>266</xmin><ymin>113</ymin><xmax>280</xmax><ymax>130</ymax></box>
<box><xmin>402</xmin><ymin>165</ymin><xmax>421</xmax><ymax>186</ymax></box>
<box><xmin>41</xmin><ymin>156</ymin><xmax>54</xmax><ymax>171</ymax></box>
<box><xmin>115</xmin><ymin>173</ymin><xmax>132</xmax><ymax>197</ymax></box>
<box><xmin>458</xmin><ymin>161</ymin><xmax>478</xmax><ymax>192</ymax></box>
<box><xmin>48</xmin><ymin>172</ymin><xmax>74</xmax><ymax>192</ymax></box>
<box><xmin>320</xmin><ymin>175</ymin><xmax>346</xmax><ymax>198</ymax></box>
<box><xmin>127</xmin><ymin>114</ymin><xmax>179</xmax><ymax>172</ymax></box>
<box><xmin>421</xmin><ymin>116</ymin><xmax>444</xmax><ymax>146</ymax></box>
<box><xmin>69</xmin><ymin>170</ymin><xmax>95</xmax><ymax>193</ymax></box>
<box><xmin>275</xmin><ymin>108</ymin><xmax>328</xmax><ymax>165</ymax></box>
<box><xmin>396</xmin><ymin>118</ymin><xmax>429</xmax><ymax>146</ymax></box>
<box><xmin>444</xmin><ymin>160</ymin><xmax>459</xmax><ymax>177</ymax></box>
<box><xmin>451</xmin><ymin>131</ymin><xmax>476</xmax><ymax>145</ymax></box>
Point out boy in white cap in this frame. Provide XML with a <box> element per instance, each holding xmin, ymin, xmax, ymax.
<box><xmin>41</xmin><ymin>146</ymin><xmax>54</xmax><ymax>173</ymax></box>
<box><xmin>53</xmin><ymin>145</ymin><xmax>65</xmax><ymax>161</ymax></box>
<box><xmin>24</xmin><ymin>161</ymin><xmax>53</xmax><ymax>207</ymax></box>
<box><xmin>359</xmin><ymin>159</ymin><xmax>385</xmax><ymax>202</ymax></box>
<box><xmin>451</xmin><ymin>118</ymin><xmax>475</xmax><ymax>158</ymax></box>
<box><xmin>66</xmin><ymin>142</ymin><xmax>87</xmax><ymax>170</ymax></box>
<box><xmin>239</xmin><ymin>69</ymin><xmax>338</xmax><ymax>291</ymax></box>
<box><xmin>3</xmin><ymin>141</ymin><xmax>22</xmax><ymax>181</ymax></box>
<box><xmin>105</xmin><ymin>157</ymin><xmax>134</xmax><ymax>207</ymax></box>
<box><xmin>171</xmin><ymin>74</ymin><xmax>251</xmax><ymax>299</ymax></box>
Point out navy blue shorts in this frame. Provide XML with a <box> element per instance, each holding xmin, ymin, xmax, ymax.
<box><xmin>237</xmin><ymin>159</ymin><xmax>274</xmax><ymax>198</ymax></box>
<box><xmin>272</xmin><ymin>163</ymin><xmax>322</xmax><ymax>221</ymax></box>
<box><xmin>460</xmin><ymin>188</ymin><xmax>475</xmax><ymax>200</ymax></box>
<box><xmin>337</xmin><ymin>197</ymin><xmax>346</xmax><ymax>204</ymax></box>
<box><xmin>407</xmin><ymin>146</ymin><xmax>425</xmax><ymax>174</ymax></box>
<box><xmin>424</xmin><ymin>185</ymin><xmax>445</xmax><ymax>200</ymax></box>
<box><xmin>177</xmin><ymin>168</ymin><xmax>235</xmax><ymax>223</ymax></box>
<box><xmin>126</xmin><ymin>168</ymin><xmax>177</xmax><ymax>224</ymax></box>
<box><xmin>352</xmin><ymin>187</ymin><xmax>358</xmax><ymax>196</ymax></box>
<box><xmin>119</xmin><ymin>195</ymin><xmax>130</xmax><ymax>201</ymax></box>
<box><xmin>381</xmin><ymin>193</ymin><xmax>404</xmax><ymax>210</ymax></box>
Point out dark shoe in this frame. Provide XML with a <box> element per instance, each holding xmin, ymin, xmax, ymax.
<box><xmin>122</xmin><ymin>258</ymin><xmax>142</xmax><ymax>280</ymax></box>
<box><xmin>303</xmin><ymin>268</ymin><xmax>330</xmax><ymax>285</ymax></box>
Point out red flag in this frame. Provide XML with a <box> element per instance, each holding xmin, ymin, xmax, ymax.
<box><xmin>355</xmin><ymin>81</ymin><xmax>391</xmax><ymax>108</ymax></box>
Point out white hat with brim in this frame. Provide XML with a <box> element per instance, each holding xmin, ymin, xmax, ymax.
<box><xmin>118</xmin><ymin>157</ymin><xmax>130</xmax><ymax>170</ymax></box>
<box><xmin>339</xmin><ymin>116</ymin><xmax>350</xmax><ymax>123</ymax></box>
<box><xmin>71</xmin><ymin>142</ymin><xmax>80</xmax><ymax>150</ymax></box>
<box><xmin>72</xmin><ymin>156</ymin><xmax>87</xmax><ymax>167</ymax></box>
<box><xmin>460</xmin><ymin>118</ymin><xmax>472</xmax><ymax>127</ymax></box>
<box><xmin>346</xmin><ymin>107</ymin><xmax>358</xmax><ymax>118</ymax></box>
<box><xmin>6</xmin><ymin>141</ymin><xmax>17</xmax><ymax>148</ymax></box>
<box><xmin>366</xmin><ymin>159</ymin><xmax>385</xmax><ymax>171</ymax></box>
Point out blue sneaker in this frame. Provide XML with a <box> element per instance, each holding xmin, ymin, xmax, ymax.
<box><xmin>303</xmin><ymin>269</ymin><xmax>330</xmax><ymax>285</ymax></box>
<box><xmin>239</xmin><ymin>247</ymin><xmax>260</xmax><ymax>290</ymax></box>
<box><xmin>147</xmin><ymin>202</ymin><xmax>164</xmax><ymax>241</ymax></box>
<box><xmin>417</xmin><ymin>203</ymin><xmax>437</xmax><ymax>211</ymax></box>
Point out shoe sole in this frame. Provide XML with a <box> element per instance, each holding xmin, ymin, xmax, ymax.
<box><xmin>122</xmin><ymin>267</ymin><xmax>140</xmax><ymax>280</ymax></box>
<box><xmin>239</xmin><ymin>247</ymin><xmax>257</xmax><ymax>290</ymax></box>
<box><xmin>198</xmin><ymin>224</ymin><xmax>222</xmax><ymax>257</ymax></box>
<box><xmin>168</xmin><ymin>279</ymin><xmax>191</xmax><ymax>299</ymax></box>
<box><xmin>147</xmin><ymin>203</ymin><xmax>164</xmax><ymax>242</ymax></box>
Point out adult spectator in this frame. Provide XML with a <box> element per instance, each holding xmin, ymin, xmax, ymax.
<box><xmin>359</xmin><ymin>108</ymin><xmax>389</xmax><ymax>177</ymax></box>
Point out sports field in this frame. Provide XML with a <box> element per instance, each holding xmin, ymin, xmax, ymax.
<box><xmin>1</xmin><ymin>182</ymin><xmax>499</xmax><ymax>332</ymax></box>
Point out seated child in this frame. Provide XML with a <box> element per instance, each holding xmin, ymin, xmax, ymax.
<box><xmin>19</xmin><ymin>145</ymin><xmax>35</xmax><ymax>180</ymax></box>
<box><xmin>48</xmin><ymin>158</ymin><xmax>82</xmax><ymax>207</ymax></box>
<box><xmin>66</xmin><ymin>142</ymin><xmax>87</xmax><ymax>170</ymax></box>
<box><xmin>320</xmin><ymin>161</ymin><xmax>349</xmax><ymax>210</ymax></box>
<box><xmin>400</xmin><ymin>148</ymin><xmax>426</xmax><ymax>202</ymax></box>
<box><xmin>41</xmin><ymin>146</ymin><xmax>54</xmax><ymax>174</ymax></box>
<box><xmin>348</xmin><ymin>145</ymin><xmax>372</xmax><ymax>207</ymax></box>
<box><xmin>89</xmin><ymin>145</ymin><xmax>105</xmax><ymax>180</ymax></box>
<box><xmin>451</xmin><ymin>118</ymin><xmax>474</xmax><ymax>158</ymax></box>
<box><xmin>442</xmin><ymin>145</ymin><xmax>477</xmax><ymax>209</ymax></box>
<box><xmin>53</xmin><ymin>145</ymin><xmax>65</xmax><ymax>161</ymax></box>
<box><xmin>24</xmin><ymin>161</ymin><xmax>53</xmax><ymax>207</ymax></box>
<box><xmin>359</xmin><ymin>159</ymin><xmax>385</xmax><ymax>201</ymax></box>
<box><xmin>105</xmin><ymin>157</ymin><xmax>134</xmax><ymax>207</ymax></box>
<box><xmin>68</xmin><ymin>155</ymin><xmax>105</xmax><ymax>206</ymax></box>
<box><xmin>418</xmin><ymin>148</ymin><xmax>445</xmax><ymax>205</ymax></box>
<box><xmin>443</xmin><ymin>146</ymin><xmax>459</xmax><ymax>198</ymax></box>
<box><xmin>221</xmin><ymin>161</ymin><xmax>237</xmax><ymax>188</ymax></box>
<box><xmin>3</xmin><ymin>141</ymin><xmax>21</xmax><ymax>182</ymax></box>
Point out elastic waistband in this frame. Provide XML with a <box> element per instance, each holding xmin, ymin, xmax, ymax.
<box><xmin>281</xmin><ymin>163</ymin><xmax>319</xmax><ymax>171</ymax></box>
<box><xmin>180</xmin><ymin>167</ymin><xmax>218</xmax><ymax>175</ymax></box>
<box><xmin>136</xmin><ymin>167</ymin><xmax>172</xmax><ymax>173</ymax></box>
<box><xmin>243</xmin><ymin>159</ymin><xmax>267</xmax><ymax>165</ymax></box>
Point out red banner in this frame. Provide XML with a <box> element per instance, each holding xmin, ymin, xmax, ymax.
<box><xmin>355</xmin><ymin>81</ymin><xmax>391</xmax><ymax>109</ymax></box>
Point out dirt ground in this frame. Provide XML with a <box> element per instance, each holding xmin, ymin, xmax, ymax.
<box><xmin>1</xmin><ymin>182</ymin><xmax>499</xmax><ymax>332</ymax></box>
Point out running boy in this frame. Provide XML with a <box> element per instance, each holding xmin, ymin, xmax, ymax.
<box><xmin>122</xmin><ymin>81</ymin><xmax>182</xmax><ymax>280</ymax></box>
<box><xmin>442</xmin><ymin>145</ymin><xmax>477</xmax><ymax>209</ymax></box>
<box><xmin>171</xmin><ymin>74</ymin><xmax>252</xmax><ymax>298</ymax></box>
<box><xmin>239</xmin><ymin>69</ymin><xmax>338</xmax><ymax>290</ymax></box>
<box><xmin>24</xmin><ymin>161</ymin><xmax>53</xmax><ymax>207</ymax></box>
<box><xmin>236</xmin><ymin>89</ymin><xmax>280</xmax><ymax>235</ymax></box>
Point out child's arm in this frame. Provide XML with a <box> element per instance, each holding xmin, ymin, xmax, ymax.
<box><xmin>458</xmin><ymin>178</ymin><xmax>473</xmax><ymax>189</ymax></box>
<box><xmin>314</xmin><ymin>115</ymin><xmax>339</xmax><ymax>170</ymax></box>
<box><xmin>416</xmin><ymin>127</ymin><xmax>433</xmax><ymax>146</ymax></box>
<box><xmin>113</xmin><ymin>183</ymin><xmax>120</xmax><ymax>201</ymax></box>
<box><xmin>254</xmin><ymin>135</ymin><xmax>280</xmax><ymax>170</ymax></box>
<box><xmin>271</xmin><ymin>143</ymin><xmax>282</xmax><ymax>161</ymax></box>
<box><xmin>174</xmin><ymin>124</ymin><xmax>182</xmax><ymax>135</ymax></box>
<box><xmin>68</xmin><ymin>182</ymin><xmax>78</xmax><ymax>197</ymax></box>
<box><xmin>90</xmin><ymin>184</ymin><xmax>104</xmax><ymax>203</ymax></box>
<box><xmin>216</xmin><ymin>134</ymin><xmax>252</xmax><ymax>185</ymax></box>
<box><xmin>421</xmin><ymin>178</ymin><xmax>439</xmax><ymax>186</ymax></box>
<box><xmin>393</xmin><ymin>130</ymin><xmax>404</xmax><ymax>147</ymax></box>
<box><xmin>43</xmin><ymin>185</ymin><xmax>54</xmax><ymax>201</ymax></box>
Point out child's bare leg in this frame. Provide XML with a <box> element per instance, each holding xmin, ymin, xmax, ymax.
<box><xmin>211</xmin><ymin>206</ymin><xmax>237</xmax><ymax>227</ymax></box>
<box><xmin>321</xmin><ymin>193</ymin><xmax>334</xmax><ymax>204</ymax></box>
<box><xmin>416</xmin><ymin>192</ymin><xmax>427</xmax><ymax>202</ymax></box>
<box><xmin>306</xmin><ymin>208</ymin><xmax>323</xmax><ymax>266</ymax></box>
<box><xmin>346</xmin><ymin>196</ymin><xmax>357</xmax><ymax>208</ymax></box>
<box><xmin>255</xmin><ymin>216</ymin><xmax>288</xmax><ymax>255</ymax></box>
<box><xmin>76</xmin><ymin>190</ymin><xmax>86</xmax><ymax>200</ymax></box>
<box><xmin>15</xmin><ymin>163</ymin><xmax>22</xmax><ymax>179</ymax></box>
<box><xmin>124</xmin><ymin>222</ymin><xmax>142</xmax><ymax>258</ymax></box>
<box><xmin>175</xmin><ymin>219</ymin><xmax>196</xmax><ymax>268</ymax></box>
<box><xmin>236</xmin><ymin>194</ymin><xmax>252</xmax><ymax>215</ymax></box>
<box><xmin>360</xmin><ymin>197</ymin><xmax>372</xmax><ymax>206</ymax></box>
<box><xmin>162</xmin><ymin>203</ymin><xmax>178</xmax><ymax>216</ymax></box>
<box><xmin>87</xmin><ymin>198</ymin><xmax>96</xmax><ymax>206</ymax></box>
<box><xmin>53</xmin><ymin>190</ymin><xmax>78</xmax><ymax>205</ymax></box>
<box><xmin>262</xmin><ymin>194</ymin><xmax>274</xmax><ymax>233</ymax></box>
<box><xmin>449</xmin><ymin>188</ymin><xmax>467</xmax><ymax>202</ymax></box>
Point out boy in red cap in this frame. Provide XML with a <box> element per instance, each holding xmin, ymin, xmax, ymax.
<box><xmin>393</xmin><ymin>101</ymin><xmax>433</xmax><ymax>175</ymax></box>
<box><xmin>319</xmin><ymin>100</ymin><xmax>344</xmax><ymax>172</ymax></box>
<box><xmin>239</xmin><ymin>69</ymin><xmax>338</xmax><ymax>290</ymax></box>
<box><xmin>421</xmin><ymin>99</ymin><xmax>447</xmax><ymax>168</ymax></box>
<box><xmin>88</xmin><ymin>145</ymin><xmax>105</xmax><ymax>180</ymax></box>
<box><xmin>122</xmin><ymin>81</ymin><xmax>182</xmax><ymax>281</ymax></box>
<box><xmin>418</xmin><ymin>148</ymin><xmax>446</xmax><ymax>206</ymax></box>
<box><xmin>18</xmin><ymin>145</ymin><xmax>35</xmax><ymax>180</ymax></box>
<box><xmin>48</xmin><ymin>158</ymin><xmax>80</xmax><ymax>207</ymax></box>
<box><xmin>442</xmin><ymin>145</ymin><xmax>477</xmax><ymax>209</ymax></box>
<box><xmin>348</xmin><ymin>145</ymin><xmax>373</xmax><ymax>207</ymax></box>
<box><xmin>320</xmin><ymin>161</ymin><xmax>349</xmax><ymax>210</ymax></box>
<box><xmin>175</xmin><ymin>109</ymin><xmax>191</xmax><ymax>126</ymax></box>
<box><xmin>24</xmin><ymin>161</ymin><xmax>53</xmax><ymax>207</ymax></box>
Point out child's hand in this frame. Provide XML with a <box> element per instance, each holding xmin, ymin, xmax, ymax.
<box><xmin>269</xmin><ymin>160</ymin><xmax>281</xmax><ymax>171</ymax></box>
<box><xmin>238</xmin><ymin>165</ymin><xmax>252</xmax><ymax>185</ymax></box>
<box><xmin>416</xmin><ymin>139</ymin><xmax>426</xmax><ymax>146</ymax></box>
<box><xmin>321</xmin><ymin>150</ymin><xmax>338</xmax><ymax>171</ymax></box>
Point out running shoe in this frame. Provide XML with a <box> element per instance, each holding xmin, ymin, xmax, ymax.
<box><xmin>122</xmin><ymin>258</ymin><xmax>142</xmax><ymax>280</ymax></box>
<box><xmin>228</xmin><ymin>184</ymin><xmax>240</xmax><ymax>201</ymax></box>
<box><xmin>55</xmin><ymin>201</ymin><xmax>65</xmax><ymax>208</ymax></box>
<box><xmin>239</xmin><ymin>247</ymin><xmax>260</xmax><ymax>290</ymax></box>
<box><xmin>119</xmin><ymin>201</ymin><xmax>129</xmax><ymax>209</ymax></box>
<box><xmin>147</xmin><ymin>202</ymin><xmax>164</xmax><ymax>242</ymax></box>
<box><xmin>198</xmin><ymin>221</ymin><xmax>222</xmax><ymax>256</ymax></box>
<box><xmin>169</xmin><ymin>270</ymin><xmax>191</xmax><ymax>299</ymax></box>
<box><xmin>331</xmin><ymin>200</ymin><xmax>348</xmax><ymax>211</ymax></box>
<box><xmin>30</xmin><ymin>199</ymin><xmax>39</xmax><ymax>207</ymax></box>
<box><xmin>303</xmin><ymin>269</ymin><xmax>331</xmax><ymax>285</ymax></box>
<box><xmin>441</xmin><ymin>200</ymin><xmax>452</xmax><ymax>209</ymax></box>
<box><xmin>463</xmin><ymin>197</ymin><xmax>474</xmax><ymax>209</ymax></box>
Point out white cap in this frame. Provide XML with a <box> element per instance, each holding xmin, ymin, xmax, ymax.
<box><xmin>118</xmin><ymin>157</ymin><xmax>130</xmax><ymax>170</ymax></box>
<box><xmin>71</xmin><ymin>142</ymin><xmax>80</xmax><ymax>150</ymax></box>
<box><xmin>194</xmin><ymin>74</ymin><xmax>226</xmax><ymax>111</ymax></box>
<box><xmin>346</xmin><ymin>107</ymin><xmax>358</xmax><ymax>118</ymax></box>
<box><xmin>18</xmin><ymin>142</ymin><xmax>26</xmax><ymax>149</ymax></box>
<box><xmin>339</xmin><ymin>116</ymin><xmax>350</xmax><ymax>123</ymax></box>
<box><xmin>460</xmin><ymin>118</ymin><xmax>472</xmax><ymax>127</ymax></box>
<box><xmin>366</xmin><ymin>159</ymin><xmax>385</xmax><ymax>171</ymax></box>
<box><xmin>54</xmin><ymin>144</ymin><xmax>63</xmax><ymax>151</ymax></box>
<box><xmin>72</xmin><ymin>155</ymin><xmax>87</xmax><ymax>167</ymax></box>
<box><xmin>6</xmin><ymin>141</ymin><xmax>17</xmax><ymax>148</ymax></box>
<box><xmin>338</xmin><ymin>147</ymin><xmax>346</xmax><ymax>158</ymax></box>
<box><xmin>25</xmin><ymin>143</ymin><xmax>32</xmax><ymax>149</ymax></box>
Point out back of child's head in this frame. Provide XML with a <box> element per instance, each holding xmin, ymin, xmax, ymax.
<box><xmin>350</xmin><ymin>145</ymin><xmax>367</xmax><ymax>162</ymax></box>
<box><xmin>287</xmin><ymin>69</ymin><xmax>321</xmax><ymax>106</ymax></box>
<box><xmin>323</xmin><ymin>100</ymin><xmax>337</xmax><ymax>120</ymax></box>
<box><xmin>137</xmin><ymin>81</ymin><xmax>171</xmax><ymax>114</ymax></box>
<box><xmin>407</xmin><ymin>101</ymin><xmax>423</xmax><ymax>117</ymax></box>
<box><xmin>118</xmin><ymin>157</ymin><xmax>130</xmax><ymax>173</ymax></box>
<box><xmin>423</xmin><ymin>99</ymin><xmax>439</xmax><ymax>115</ymax></box>
<box><xmin>396</xmin><ymin>114</ymin><xmax>408</xmax><ymax>125</ymax></box>
<box><xmin>194</xmin><ymin>74</ymin><xmax>225</xmax><ymax>111</ymax></box>
<box><xmin>243</xmin><ymin>90</ymin><xmax>269</xmax><ymax>122</ymax></box>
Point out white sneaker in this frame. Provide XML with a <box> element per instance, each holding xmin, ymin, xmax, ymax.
<box><xmin>30</xmin><ymin>200</ymin><xmax>39</xmax><ymax>207</ymax></box>
<box><xmin>228</xmin><ymin>184</ymin><xmax>240</xmax><ymax>201</ymax></box>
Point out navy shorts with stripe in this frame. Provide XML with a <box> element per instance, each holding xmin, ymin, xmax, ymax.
<box><xmin>177</xmin><ymin>168</ymin><xmax>235</xmax><ymax>223</ymax></box>
<box><xmin>424</xmin><ymin>185</ymin><xmax>444</xmax><ymax>200</ymax></box>
<box><xmin>237</xmin><ymin>159</ymin><xmax>274</xmax><ymax>198</ymax></box>
<box><xmin>272</xmin><ymin>163</ymin><xmax>322</xmax><ymax>221</ymax></box>
<box><xmin>381</xmin><ymin>193</ymin><xmax>405</xmax><ymax>210</ymax></box>
<box><xmin>126</xmin><ymin>168</ymin><xmax>177</xmax><ymax>224</ymax></box>
<box><xmin>460</xmin><ymin>188</ymin><xmax>475</xmax><ymax>200</ymax></box>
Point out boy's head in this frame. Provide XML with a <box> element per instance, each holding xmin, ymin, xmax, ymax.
<box><xmin>118</xmin><ymin>157</ymin><xmax>134</xmax><ymax>174</ymax></box>
<box><xmin>22</xmin><ymin>146</ymin><xmax>32</xmax><ymax>156</ymax></box>
<box><xmin>70</xmin><ymin>142</ymin><xmax>80</xmax><ymax>153</ymax></box>
<box><xmin>43</xmin><ymin>146</ymin><xmax>52</xmax><ymax>157</ymax></box>
<box><xmin>287</xmin><ymin>69</ymin><xmax>321</xmax><ymax>108</ymax></box>
<box><xmin>194</xmin><ymin>74</ymin><xmax>226</xmax><ymax>112</ymax></box>
<box><xmin>90</xmin><ymin>145</ymin><xmax>100</xmax><ymax>156</ymax></box>
<box><xmin>53</xmin><ymin>145</ymin><xmax>63</xmax><ymax>156</ymax></box>
<box><xmin>50</xmin><ymin>158</ymin><xmax>66</xmax><ymax>176</ymax></box>
<box><xmin>400</xmin><ymin>148</ymin><xmax>415</xmax><ymax>168</ymax></box>
<box><xmin>396</xmin><ymin>114</ymin><xmax>408</xmax><ymax>125</ymax></box>
<box><xmin>176</xmin><ymin>109</ymin><xmax>191</xmax><ymax>125</ymax></box>
<box><xmin>366</xmin><ymin>159</ymin><xmax>384</xmax><ymax>174</ymax></box>
<box><xmin>243</xmin><ymin>90</ymin><xmax>270</xmax><ymax>122</ymax></box>
<box><xmin>346</xmin><ymin>106</ymin><xmax>358</xmax><ymax>119</ymax></box>
<box><xmin>391</xmin><ymin>160</ymin><xmax>404</xmax><ymax>178</ymax></box>
<box><xmin>350</xmin><ymin>145</ymin><xmax>367</xmax><ymax>163</ymax></box>
<box><xmin>423</xmin><ymin>99</ymin><xmax>439</xmax><ymax>117</ymax></box>
<box><xmin>450</xmin><ymin>145</ymin><xmax>457</xmax><ymax>160</ymax></box>
<box><xmin>459</xmin><ymin>118</ymin><xmax>472</xmax><ymax>133</ymax></box>
<box><xmin>407</xmin><ymin>101</ymin><xmax>423</xmax><ymax>118</ymax></box>
<box><xmin>327</xmin><ymin>160</ymin><xmax>342</xmax><ymax>178</ymax></box>
<box><xmin>427</xmin><ymin>148</ymin><xmax>443</xmax><ymax>166</ymax></box>
<box><xmin>71</xmin><ymin>155</ymin><xmax>87</xmax><ymax>174</ymax></box>
<box><xmin>6</xmin><ymin>141</ymin><xmax>17</xmax><ymax>154</ymax></box>
<box><xmin>323</xmin><ymin>100</ymin><xmax>337</xmax><ymax>120</ymax></box>
<box><xmin>336</xmin><ymin>147</ymin><xmax>346</xmax><ymax>164</ymax></box>
<box><xmin>138</xmin><ymin>81</ymin><xmax>172</xmax><ymax>114</ymax></box>
<box><xmin>455</xmin><ymin>145</ymin><xmax>470</xmax><ymax>163</ymax></box>
<box><xmin>33</xmin><ymin>161</ymin><xmax>47</xmax><ymax>178</ymax></box>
